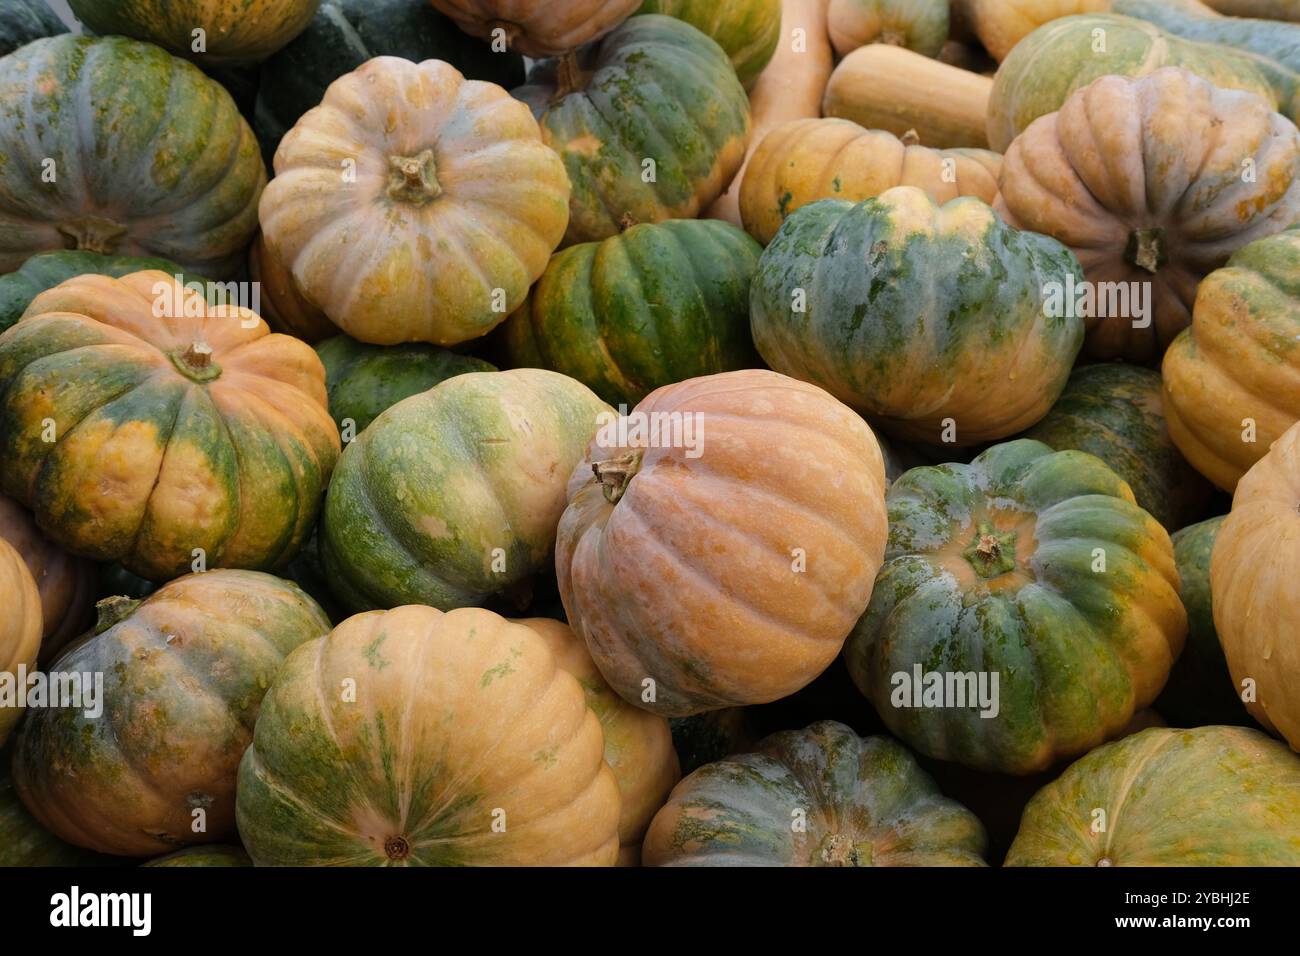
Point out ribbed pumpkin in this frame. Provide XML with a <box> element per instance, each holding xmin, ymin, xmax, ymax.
<box><xmin>517</xmin><ymin>618</ymin><xmax>680</xmax><ymax>864</ymax></box>
<box><xmin>500</xmin><ymin>219</ymin><xmax>762</xmax><ymax>407</ymax></box>
<box><xmin>740</xmin><ymin>119</ymin><xmax>1002</xmax><ymax>246</ymax></box>
<box><xmin>844</xmin><ymin>440</ymin><xmax>1187</xmax><ymax>775</ymax></box>
<box><xmin>0</xmin><ymin>271</ymin><xmax>340</xmax><ymax>582</ymax></box>
<box><xmin>259</xmin><ymin>56</ymin><xmax>569</xmax><ymax>346</ymax></box>
<box><xmin>12</xmin><ymin>570</ymin><xmax>329</xmax><ymax>856</ymax></box>
<box><xmin>1212</xmin><ymin>420</ymin><xmax>1300</xmax><ymax>750</ymax></box>
<box><xmin>246</xmin><ymin>236</ymin><xmax>335</xmax><ymax>344</ymax></box>
<box><xmin>826</xmin><ymin>0</ymin><xmax>950</xmax><ymax>58</ymax></box>
<box><xmin>750</xmin><ymin>187</ymin><xmax>1084</xmax><ymax>446</ymax></box>
<box><xmin>237</xmin><ymin>606</ymin><xmax>622</xmax><ymax>865</ymax></box>
<box><xmin>0</xmin><ymin>750</ymin><xmax>114</xmax><ymax>867</ymax></box>
<box><xmin>557</xmin><ymin>369</ymin><xmax>889</xmax><ymax>717</ymax></box>
<box><xmin>316</xmin><ymin>334</ymin><xmax>495</xmax><ymax>437</ymax></box>
<box><xmin>430</xmin><ymin>0</ymin><xmax>640</xmax><ymax>57</ymax></box>
<box><xmin>514</xmin><ymin>16</ymin><xmax>751</xmax><ymax>246</ymax></box>
<box><xmin>0</xmin><ymin>494</ymin><xmax>94</xmax><ymax>658</ymax></box>
<box><xmin>637</xmin><ymin>0</ymin><xmax>781</xmax><ymax>88</ymax></box>
<box><xmin>143</xmin><ymin>846</ymin><xmax>252</xmax><ymax>867</ymax></box>
<box><xmin>1162</xmin><ymin>228</ymin><xmax>1300</xmax><ymax>492</ymax></box>
<box><xmin>321</xmin><ymin>369</ymin><xmax>609</xmax><ymax>613</ymax></box>
<box><xmin>0</xmin><ymin>36</ymin><xmax>266</xmax><ymax>279</ymax></box>
<box><xmin>1007</xmin><ymin>726</ymin><xmax>1300</xmax><ymax>865</ymax></box>
<box><xmin>0</xmin><ymin>0</ymin><xmax>65</xmax><ymax>58</ymax></box>
<box><xmin>1023</xmin><ymin>364</ymin><xmax>1211</xmax><ymax>531</ymax></box>
<box><xmin>66</xmin><ymin>0</ymin><xmax>321</xmax><ymax>64</ymax></box>
<box><xmin>643</xmin><ymin>721</ymin><xmax>987</xmax><ymax>866</ymax></box>
<box><xmin>998</xmin><ymin>69</ymin><xmax>1300</xmax><ymax>363</ymax></box>
<box><xmin>0</xmin><ymin>537</ymin><xmax>41</xmax><ymax>748</ymax></box>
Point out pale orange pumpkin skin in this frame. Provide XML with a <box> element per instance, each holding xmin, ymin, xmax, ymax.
<box><xmin>0</xmin><ymin>494</ymin><xmax>94</xmax><ymax>658</ymax></box>
<box><xmin>247</xmin><ymin>235</ymin><xmax>336</xmax><ymax>344</ymax></box>
<box><xmin>556</xmin><ymin>369</ymin><xmax>890</xmax><ymax>718</ymax></box>
<box><xmin>1212</xmin><ymin>420</ymin><xmax>1300</xmax><ymax>750</ymax></box>
<box><xmin>0</xmin><ymin>536</ymin><xmax>42</xmax><ymax>747</ymax></box>
<box><xmin>430</xmin><ymin>0</ymin><xmax>640</xmax><ymax>57</ymax></box>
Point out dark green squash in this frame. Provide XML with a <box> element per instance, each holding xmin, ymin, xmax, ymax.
<box><xmin>636</xmin><ymin>0</ymin><xmax>781</xmax><ymax>89</ymax></box>
<box><xmin>0</xmin><ymin>0</ymin><xmax>66</xmax><ymax>58</ymax></box>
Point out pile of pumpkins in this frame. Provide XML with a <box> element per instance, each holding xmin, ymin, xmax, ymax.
<box><xmin>0</xmin><ymin>0</ymin><xmax>1298</xmax><ymax>868</ymax></box>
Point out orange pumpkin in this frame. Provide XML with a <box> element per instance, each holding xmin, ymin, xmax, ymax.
<box><xmin>0</xmin><ymin>536</ymin><xmax>42</xmax><ymax>747</ymax></box>
<box><xmin>247</xmin><ymin>235</ymin><xmax>336</xmax><ymax>344</ymax></box>
<box><xmin>430</xmin><ymin>0</ymin><xmax>640</xmax><ymax>57</ymax></box>
<box><xmin>0</xmin><ymin>494</ymin><xmax>94</xmax><ymax>657</ymax></box>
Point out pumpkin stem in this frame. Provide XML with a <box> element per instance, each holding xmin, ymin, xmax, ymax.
<box><xmin>593</xmin><ymin>451</ymin><xmax>644</xmax><ymax>505</ymax></box>
<box><xmin>818</xmin><ymin>833</ymin><xmax>868</xmax><ymax>866</ymax></box>
<box><xmin>94</xmin><ymin>595</ymin><xmax>141</xmax><ymax>635</ymax></box>
<box><xmin>618</xmin><ymin>212</ymin><xmax>638</xmax><ymax>232</ymax></box>
<box><xmin>554</xmin><ymin>53</ymin><xmax>590</xmax><ymax>99</ymax></box>
<box><xmin>387</xmin><ymin>150</ymin><xmax>442</xmax><ymax>205</ymax></box>
<box><xmin>169</xmin><ymin>342</ymin><xmax>222</xmax><ymax>383</ymax></box>
<box><xmin>57</xmin><ymin>217</ymin><xmax>129</xmax><ymax>255</ymax></box>
<box><xmin>384</xmin><ymin>835</ymin><xmax>411</xmax><ymax>861</ymax></box>
<box><xmin>880</xmin><ymin>30</ymin><xmax>907</xmax><ymax>47</ymax></box>
<box><xmin>1125</xmin><ymin>227</ymin><xmax>1166</xmax><ymax>274</ymax></box>
<box><xmin>899</xmin><ymin>128</ymin><xmax>921</xmax><ymax>147</ymax></box>
<box><xmin>961</xmin><ymin>525</ymin><xmax>1018</xmax><ymax>579</ymax></box>
<box><xmin>487</xmin><ymin>19</ymin><xmax>522</xmax><ymax>50</ymax></box>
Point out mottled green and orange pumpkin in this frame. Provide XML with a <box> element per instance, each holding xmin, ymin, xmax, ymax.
<box><xmin>1007</xmin><ymin>726</ymin><xmax>1300</xmax><ymax>865</ymax></box>
<box><xmin>142</xmin><ymin>846</ymin><xmax>252</xmax><ymax>867</ymax></box>
<box><xmin>0</xmin><ymin>493</ymin><xmax>94</xmax><ymax>658</ymax></box>
<box><xmin>844</xmin><ymin>440</ymin><xmax>1187</xmax><ymax>775</ymax></box>
<box><xmin>0</xmin><ymin>748</ymin><xmax>114</xmax><ymax>867</ymax></box>
<box><xmin>431</xmin><ymin>0</ymin><xmax>641</xmax><ymax>57</ymax></box>
<box><xmin>0</xmin><ymin>36</ymin><xmax>265</xmax><ymax>279</ymax></box>
<box><xmin>637</xmin><ymin>0</ymin><xmax>781</xmax><ymax>88</ymax></box>
<box><xmin>12</xmin><ymin>570</ymin><xmax>330</xmax><ymax>856</ymax></box>
<box><xmin>237</xmin><ymin>605</ymin><xmax>622</xmax><ymax>865</ymax></box>
<box><xmin>0</xmin><ymin>536</ymin><xmax>42</xmax><ymax>748</ymax></box>
<box><xmin>750</xmin><ymin>187</ymin><xmax>1084</xmax><ymax>446</ymax></box>
<box><xmin>0</xmin><ymin>271</ymin><xmax>340</xmax><ymax>582</ymax></box>
<box><xmin>500</xmin><ymin>219</ymin><xmax>762</xmax><ymax>407</ymax></box>
<box><xmin>643</xmin><ymin>721</ymin><xmax>986</xmax><ymax>866</ymax></box>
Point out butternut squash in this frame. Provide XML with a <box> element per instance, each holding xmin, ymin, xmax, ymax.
<box><xmin>954</xmin><ymin>1</ymin><xmax>1107</xmax><ymax>62</ymax></box>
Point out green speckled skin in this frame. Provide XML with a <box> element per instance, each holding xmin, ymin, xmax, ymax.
<box><xmin>0</xmin><ymin>748</ymin><xmax>117</xmax><ymax>866</ymax></box>
<box><xmin>320</xmin><ymin>369</ymin><xmax>610</xmax><ymax>613</ymax></box>
<box><xmin>643</xmin><ymin>721</ymin><xmax>987</xmax><ymax>866</ymax></box>
<box><xmin>1007</xmin><ymin>726</ymin><xmax>1300</xmax><ymax>865</ymax></box>
<box><xmin>1023</xmin><ymin>363</ymin><xmax>1210</xmax><ymax>531</ymax></box>
<box><xmin>750</xmin><ymin>189</ymin><xmax>1085</xmax><ymax>446</ymax></box>
<box><xmin>636</xmin><ymin>0</ymin><xmax>780</xmax><ymax>88</ymax></box>
<box><xmin>0</xmin><ymin>36</ymin><xmax>266</xmax><ymax>278</ymax></box>
<box><xmin>502</xmin><ymin>219</ymin><xmax>762</xmax><ymax>406</ymax></box>
<box><xmin>142</xmin><ymin>845</ymin><xmax>251</xmax><ymax>867</ymax></box>
<box><xmin>514</xmin><ymin>16</ymin><xmax>751</xmax><ymax>245</ymax></box>
<box><xmin>843</xmin><ymin>440</ymin><xmax>1187</xmax><ymax>775</ymax></box>
<box><xmin>316</xmin><ymin>334</ymin><xmax>495</xmax><ymax>435</ymax></box>
<box><xmin>0</xmin><ymin>0</ymin><xmax>66</xmax><ymax>58</ymax></box>
<box><xmin>11</xmin><ymin>570</ymin><xmax>330</xmax><ymax>857</ymax></box>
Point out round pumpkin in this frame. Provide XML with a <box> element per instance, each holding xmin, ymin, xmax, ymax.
<box><xmin>636</xmin><ymin>0</ymin><xmax>781</xmax><ymax>88</ymax></box>
<box><xmin>739</xmin><ymin>118</ymin><xmax>1002</xmax><ymax>246</ymax></box>
<box><xmin>12</xmin><ymin>569</ymin><xmax>329</xmax><ymax>856</ymax></box>
<box><xmin>316</xmin><ymin>334</ymin><xmax>495</xmax><ymax>437</ymax></box>
<box><xmin>0</xmin><ymin>36</ymin><xmax>266</xmax><ymax>279</ymax></box>
<box><xmin>430</xmin><ymin>0</ymin><xmax>640</xmax><ymax>57</ymax></box>
<box><xmin>517</xmin><ymin>617</ymin><xmax>680</xmax><ymax>864</ymax></box>
<box><xmin>1007</xmin><ymin>726</ymin><xmax>1300</xmax><ymax>865</ymax></box>
<box><xmin>0</xmin><ymin>494</ymin><xmax>94</xmax><ymax>658</ymax></box>
<box><xmin>1023</xmin><ymin>363</ymin><xmax>1211</xmax><ymax>531</ymax></box>
<box><xmin>321</xmin><ymin>369</ymin><xmax>609</xmax><ymax>613</ymax></box>
<box><xmin>0</xmin><ymin>750</ymin><xmax>114</xmax><ymax>867</ymax></box>
<box><xmin>142</xmin><ymin>845</ymin><xmax>252</xmax><ymax>867</ymax></box>
<box><xmin>643</xmin><ymin>721</ymin><xmax>987</xmax><ymax>866</ymax></box>
<box><xmin>0</xmin><ymin>271</ymin><xmax>340</xmax><ymax>582</ymax></box>
<box><xmin>500</xmin><ymin>219</ymin><xmax>762</xmax><ymax>407</ymax></box>
<box><xmin>66</xmin><ymin>0</ymin><xmax>321</xmax><ymax>64</ymax></box>
<box><xmin>237</xmin><ymin>605</ymin><xmax>622</xmax><ymax>865</ymax></box>
<box><xmin>556</xmin><ymin>369</ymin><xmax>889</xmax><ymax>717</ymax></box>
<box><xmin>0</xmin><ymin>537</ymin><xmax>41</xmax><ymax>748</ymax></box>
<box><xmin>247</xmin><ymin>235</ymin><xmax>336</xmax><ymax>344</ymax></box>
<box><xmin>844</xmin><ymin>439</ymin><xmax>1187</xmax><ymax>775</ymax></box>
<box><xmin>513</xmin><ymin>16</ymin><xmax>751</xmax><ymax>246</ymax></box>
<box><xmin>1212</xmin><ymin>420</ymin><xmax>1300</xmax><ymax>750</ymax></box>
<box><xmin>826</xmin><ymin>0</ymin><xmax>950</xmax><ymax>59</ymax></box>
<box><xmin>0</xmin><ymin>0</ymin><xmax>66</xmax><ymax>58</ymax></box>
<box><xmin>260</xmin><ymin>56</ymin><xmax>569</xmax><ymax>346</ymax></box>
<box><xmin>750</xmin><ymin>187</ymin><xmax>1084</xmax><ymax>446</ymax></box>
<box><xmin>998</xmin><ymin>68</ymin><xmax>1300</xmax><ymax>363</ymax></box>
<box><xmin>1162</xmin><ymin>227</ymin><xmax>1300</xmax><ymax>492</ymax></box>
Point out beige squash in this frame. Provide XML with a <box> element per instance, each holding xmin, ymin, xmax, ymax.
<box><xmin>826</xmin><ymin>0</ymin><xmax>950</xmax><ymax>58</ymax></box>
<box><xmin>954</xmin><ymin>0</ymin><xmax>1107</xmax><ymax>61</ymax></box>
<box><xmin>0</xmin><ymin>537</ymin><xmax>41</xmax><ymax>748</ymax></box>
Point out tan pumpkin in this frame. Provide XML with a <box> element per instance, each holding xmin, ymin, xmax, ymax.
<box><xmin>1212</xmin><ymin>420</ymin><xmax>1300</xmax><ymax>750</ymax></box>
<box><xmin>954</xmin><ymin>0</ymin><xmax>1106</xmax><ymax>61</ymax></box>
<box><xmin>556</xmin><ymin>369</ymin><xmax>890</xmax><ymax>717</ymax></box>
<box><xmin>826</xmin><ymin>0</ymin><xmax>950</xmax><ymax>59</ymax></box>
<box><xmin>0</xmin><ymin>536</ymin><xmax>41</xmax><ymax>747</ymax></box>
<box><xmin>430</xmin><ymin>0</ymin><xmax>640</xmax><ymax>57</ymax></box>
<box><xmin>998</xmin><ymin>68</ymin><xmax>1300</xmax><ymax>362</ymax></box>
<box><xmin>706</xmin><ymin>0</ymin><xmax>833</xmax><ymax>226</ymax></box>
<box><xmin>259</xmin><ymin>57</ymin><xmax>570</xmax><ymax>346</ymax></box>
<box><xmin>0</xmin><ymin>494</ymin><xmax>94</xmax><ymax>658</ymax></box>
<box><xmin>823</xmin><ymin>44</ymin><xmax>994</xmax><ymax>148</ymax></box>
<box><xmin>740</xmin><ymin>118</ymin><xmax>1001</xmax><ymax>245</ymax></box>
<box><xmin>517</xmin><ymin>618</ymin><xmax>680</xmax><ymax>865</ymax></box>
<box><xmin>247</xmin><ymin>235</ymin><xmax>336</xmax><ymax>345</ymax></box>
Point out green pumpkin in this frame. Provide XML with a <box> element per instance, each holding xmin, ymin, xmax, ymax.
<box><xmin>750</xmin><ymin>188</ymin><xmax>1085</xmax><ymax>446</ymax></box>
<box><xmin>1023</xmin><ymin>363</ymin><xmax>1211</xmax><ymax>532</ymax></box>
<box><xmin>0</xmin><ymin>0</ymin><xmax>66</xmax><ymax>57</ymax></box>
<box><xmin>0</xmin><ymin>36</ymin><xmax>265</xmax><ymax>279</ymax></box>
<box><xmin>1116</xmin><ymin>0</ymin><xmax>1300</xmax><ymax>74</ymax></box>
<box><xmin>0</xmin><ymin>749</ymin><xmax>116</xmax><ymax>866</ymax></box>
<box><xmin>636</xmin><ymin>0</ymin><xmax>780</xmax><ymax>89</ymax></box>
<box><xmin>501</xmin><ymin>219</ymin><xmax>762</xmax><ymax>407</ymax></box>
<box><xmin>316</xmin><ymin>334</ymin><xmax>495</xmax><ymax>436</ymax></box>
<box><xmin>142</xmin><ymin>845</ymin><xmax>252</xmax><ymax>867</ymax></box>
<box><xmin>1007</xmin><ymin>726</ymin><xmax>1300</xmax><ymax>865</ymax></box>
<box><xmin>987</xmin><ymin>14</ymin><xmax>1298</xmax><ymax>152</ymax></box>
<box><xmin>643</xmin><ymin>721</ymin><xmax>987</xmax><ymax>866</ymax></box>
<box><xmin>514</xmin><ymin>16</ymin><xmax>751</xmax><ymax>246</ymax></box>
<box><xmin>321</xmin><ymin>369</ymin><xmax>610</xmax><ymax>613</ymax></box>
<box><xmin>843</xmin><ymin>439</ymin><xmax>1188</xmax><ymax>775</ymax></box>
<box><xmin>253</xmin><ymin>0</ymin><xmax>524</xmax><ymax>167</ymax></box>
